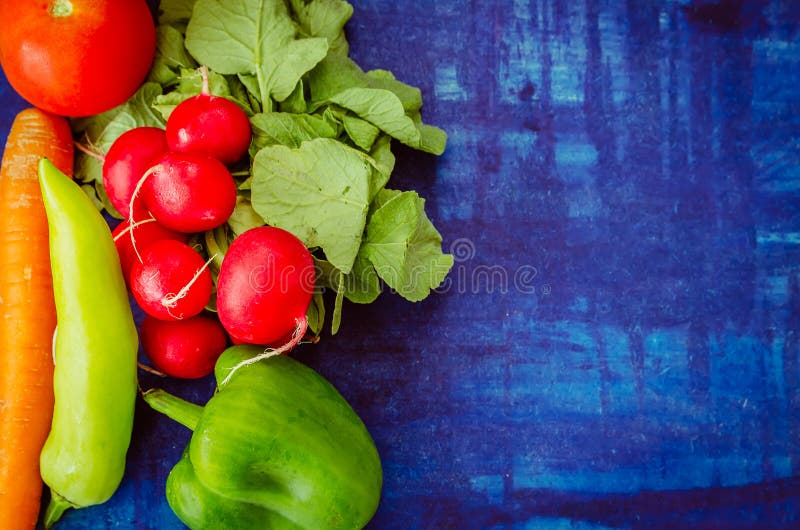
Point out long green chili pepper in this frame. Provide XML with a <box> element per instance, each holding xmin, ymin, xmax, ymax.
<box><xmin>37</xmin><ymin>159</ymin><xmax>139</xmax><ymax>527</ymax></box>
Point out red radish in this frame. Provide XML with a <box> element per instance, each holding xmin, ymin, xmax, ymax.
<box><xmin>102</xmin><ymin>127</ymin><xmax>167</xmax><ymax>217</ymax></box>
<box><xmin>130</xmin><ymin>239</ymin><xmax>213</xmax><ymax>321</ymax></box>
<box><xmin>166</xmin><ymin>67</ymin><xmax>251</xmax><ymax>164</ymax></box>
<box><xmin>140</xmin><ymin>313</ymin><xmax>228</xmax><ymax>378</ymax></box>
<box><xmin>111</xmin><ymin>218</ymin><xmax>189</xmax><ymax>287</ymax></box>
<box><xmin>136</xmin><ymin>151</ymin><xmax>237</xmax><ymax>233</ymax></box>
<box><xmin>216</xmin><ymin>226</ymin><xmax>315</xmax><ymax>345</ymax></box>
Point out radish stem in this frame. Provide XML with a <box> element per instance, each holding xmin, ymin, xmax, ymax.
<box><xmin>73</xmin><ymin>141</ymin><xmax>104</xmax><ymax>163</ymax></box>
<box><xmin>199</xmin><ymin>65</ymin><xmax>209</xmax><ymax>96</ymax></box>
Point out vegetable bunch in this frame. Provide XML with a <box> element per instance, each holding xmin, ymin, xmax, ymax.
<box><xmin>1</xmin><ymin>0</ymin><xmax>454</xmax><ymax>528</ymax></box>
<box><xmin>73</xmin><ymin>0</ymin><xmax>453</xmax><ymax>335</ymax></box>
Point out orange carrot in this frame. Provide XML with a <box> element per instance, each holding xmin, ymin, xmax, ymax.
<box><xmin>0</xmin><ymin>108</ymin><xmax>73</xmax><ymax>529</ymax></box>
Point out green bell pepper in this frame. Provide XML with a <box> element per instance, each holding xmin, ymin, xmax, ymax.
<box><xmin>144</xmin><ymin>345</ymin><xmax>383</xmax><ymax>530</ymax></box>
<box><xmin>37</xmin><ymin>159</ymin><xmax>139</xmax><ymax>527</ymax></box>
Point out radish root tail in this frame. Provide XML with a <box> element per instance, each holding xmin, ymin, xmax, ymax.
<box><xmin>127</xmin><ymin>165</ymin><xmax>160</xmax><ymax>263</ymax></box>
<box><xmin>161</xmin><ymin>253</ymin><xmax>218</xmax><ymax>317</ymax></box>
<box><xmin>113</xmin><ymin>216</ymin><xmax>156</xmax><ymax>242</ymax></box>
<box><xmin>137</xmin><ymin>362</ymin><xmax>167</xmax><ymax>377</ymax></box>
<box><xmin>219</xmin><ymin>317</ymin><xmax>308</xmax><ymax>387</ymax></box>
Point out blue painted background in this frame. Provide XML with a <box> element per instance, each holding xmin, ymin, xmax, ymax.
<box><xmin>2</xmin><ymin>0</ymin><xmax>799</xmax><ymax>528</ymax></box>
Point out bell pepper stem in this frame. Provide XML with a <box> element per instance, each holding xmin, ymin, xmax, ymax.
<box><xmin>44</xmin><ymin>490</ymin><xmax>76</xmax><ymax>528</ymax></box>
<box><xmin>142</xmin><ymin>389</ymin><xmax>203</xmax><ymax>431</ymax></box>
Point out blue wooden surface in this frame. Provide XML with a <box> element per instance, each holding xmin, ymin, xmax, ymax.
<box><xmin>2</xmin><ymin>0</ymin><xmax>800</xmax><ymax>528</ymax></box>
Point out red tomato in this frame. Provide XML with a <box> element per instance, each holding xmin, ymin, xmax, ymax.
<box><xmin>0</xmin><ymin>0</ymin><xmax>156</xmax><ymax>117</ymax></box>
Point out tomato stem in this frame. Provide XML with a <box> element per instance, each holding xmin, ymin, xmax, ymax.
<box><xmin>48</xmin><ymin>0</ymin><xmax>73</xmax><ymax>17</ymax></box>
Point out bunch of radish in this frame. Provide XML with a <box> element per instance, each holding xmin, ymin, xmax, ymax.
<box><xmin>103</xmin><ymin>69</ymin><xmax>315</xmax><ymax>379</ymax></box>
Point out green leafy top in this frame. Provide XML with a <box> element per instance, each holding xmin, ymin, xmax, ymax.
<box><xmin>186</xmin><ymin>0</ymin><xmax>329</xmax><ymax>105</ymax></box>
<box><xmin>72</xmin><ymin>0</ymin><xmax>452</xmax><ymax>336</ymax></box>
<box><xmin>251</xmin><ymin>138</ymin><xmax>371</xmax><ymax>274</ymax></box>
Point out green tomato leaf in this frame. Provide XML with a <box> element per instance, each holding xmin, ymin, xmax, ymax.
<box><xmin>362</xmin><ymin>189</ymin><xmax>453</xmax><ymax>302</ymax></box>
<box><xmin>251</xmin><ymin>138</ymin><xmax>370</xmax><ymax>273</ymax></box>
<box><xmin>185</xmin><ymin>0</ymin><xmax>328</xmax><ymax>103</ymax></box>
